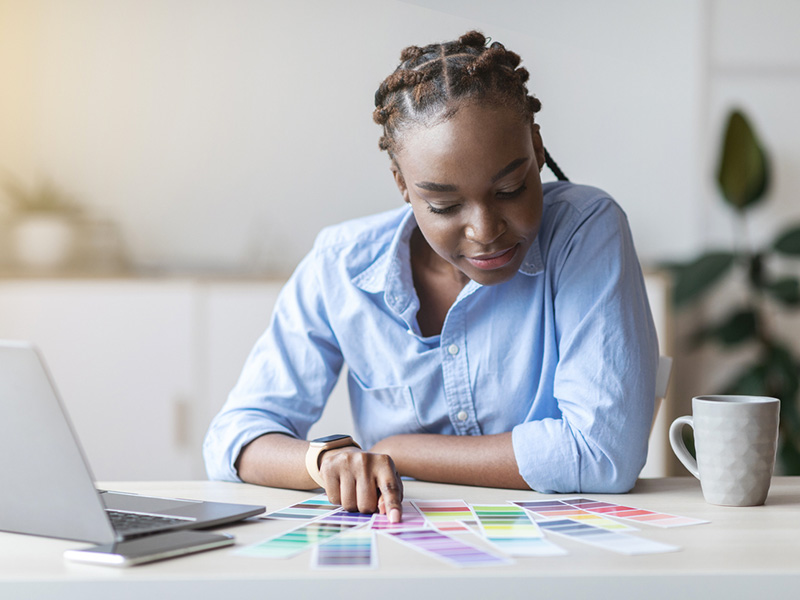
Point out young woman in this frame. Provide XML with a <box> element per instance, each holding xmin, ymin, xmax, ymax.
<box><xmin>204</xmin><ymin>31</ymin><xmax>658</xmax><ymax>523</ymax></box>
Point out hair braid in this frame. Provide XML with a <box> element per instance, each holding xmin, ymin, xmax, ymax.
<box><xmin>374</xmin><ymin>30</ymin><xmax>560</xmax><ymax>176</ymax></box>
<box><xmin>544</xmin><ymin>147</ymin><xmax>569</xmax><ymax>182</ymax></box>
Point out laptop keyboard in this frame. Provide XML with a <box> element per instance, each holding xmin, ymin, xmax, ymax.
<box><xmin>106</xmin><ymin>510</ymin><xmax>190</xmax><ymax>535</ymax></box>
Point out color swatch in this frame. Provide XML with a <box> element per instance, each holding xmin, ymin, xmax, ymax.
<box><xmin>430</xmin><ymin>521</ymin><xmax>472</xmax><ymax>533</ymax></box>
<box><xmin>471</xmin><ymin>504</ymin><xmax>567</xmax><ymax>557</ymax></box>
<box><xmin>313</xmin><ymin>528</ymin><xmax>377</xmax><ymax>569</ymax></box>
<box><xmin>370</xmin><ymin>500</ymin><xmax>427</xmax><ymax>530</ymax></box>
<box><xmin>385</xmin><ymin>529</ymin><xmax>513</xmax><ymax>567</ymax></box>
<box><xmin>412</xmin><ymin>499</ymin><xmax>476</xmax><ymax>533</ymax></box>
<box><xmin>536</xmin><ymin>519</ymin><xmax>680</xmax><ymax>555</ymax></box>
<box><xmin>260</xmin><ymin>494</ymin><xmax>340</xmax><ymax>521</ymax></box>
<box><xmin>512</xmin><ymin>500</ymin><xmax>637</xmax><ymax>531</ymax></box>
<box><xmin>318</xmin><ymin>510</ymin><xmax>376</xmax><ymax>525</ymax></box>
<box><xmin>561</xmin><ymin>498</ymin><xmax>709</xmax><ymax>528</ymax></box>
<box><xmin>238</xmin><ymin>521</ymin><xmax>357</xmax><ymax>558</ymax></box>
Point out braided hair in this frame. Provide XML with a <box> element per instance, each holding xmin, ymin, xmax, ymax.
<box><xmin>373</xmin><ymin>30</ymin><xmax>568</xmax><ymax>181</ymax></box>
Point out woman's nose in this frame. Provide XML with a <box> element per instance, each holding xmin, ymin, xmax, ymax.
<box><xmin>464</xmin><ymin>206</ymin><xmax>506</xmax><ymax>244</ymax></box>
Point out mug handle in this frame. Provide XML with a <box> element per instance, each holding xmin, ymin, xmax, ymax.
<box><xmin>669</xmin><ymin>416</ymin><xmax>700</xmax><ymax>479</ymax></box>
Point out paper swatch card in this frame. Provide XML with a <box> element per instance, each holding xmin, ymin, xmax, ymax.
<box><xmin>536</xmin><ymin>519</ymin><xmax>680</xmax><ymax>555</ymax></box>
<box><xmin>370</xmin><ymin>500</ymin><xmax>427</xmax><ymax>530</ymax></box>
<box><xmin>560</xmin><ymin>498</ymin><xmax>709</xmax><ymax>528</ymax></box>
<box><xmin>259</xmin><ymin>494</ymin><xmax>341</xmax><ymax>521</ymax></box>
<box><xmin>471</xmin><ymin>504</ymin><xmax>567</xmax><ymax>557</ymax></box>
<box><xmin>512</xmin><ymin>500</ymin><xmax>637</xmax><ymax>531</ymax></box>
<box><xmin>237</xmin><ymin>521</ymin><xmax>357</xmax><ymax>558</ymax></box>
<box><xmin>385</xmin><ymin>529</ymin><xmax>512</xmax><ymax>568</ymax></box>
<box><xmin>312</xmin><ymin>528</ymin><xmax>377</xmax><ymax>569</ymax></box>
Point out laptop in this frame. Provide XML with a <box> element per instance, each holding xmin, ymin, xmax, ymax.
<box><xmin>0</xmin><ymin>340</ymin><xmax>265</xmax><ymax>544</ymax></box>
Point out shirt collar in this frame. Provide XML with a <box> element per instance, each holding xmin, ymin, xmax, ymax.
<box><xmin>352</xmin><ymin>207</ymin><xmax>417</xmax><ymax>314</ymax></box>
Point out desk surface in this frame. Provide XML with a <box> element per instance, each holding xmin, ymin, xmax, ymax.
<box><xmin>2</xmin><ymin>477</ymin><xmax>799</xmax><ymax>600</ymax></box>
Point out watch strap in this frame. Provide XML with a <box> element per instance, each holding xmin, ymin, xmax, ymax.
<box><xmin>304</xmin><ymin>436</ymin><xmax>360</xmax><ymax>487</ymax></box>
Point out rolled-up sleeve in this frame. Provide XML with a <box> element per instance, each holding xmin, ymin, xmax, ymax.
<box><xmin>511</xmin><ymin>198</ymin><xmax>658</xmax><ymax>493</ymax></box>
<box><xmin>203</xmin><ymin>244</ymin><xmax>343</xmax><ymax>482</ymax></box>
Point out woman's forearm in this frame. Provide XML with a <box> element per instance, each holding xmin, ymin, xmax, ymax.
<box><xmin>236</xmin><ymin>432</ymin><xmax>319</xmax><ymax>489</ymax></box>
<box><xmin>370</xmin><ymin>432</ymin><xmax>529</xmax><ymax>489</ymax></box>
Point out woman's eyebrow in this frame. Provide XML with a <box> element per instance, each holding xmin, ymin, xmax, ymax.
<box><xmin>414</xmin><ymin>181</ymin><xmax>458</xmax><ymax>192</ymax></box>
<box><xmin>414</xmin><ymin>157</ymin><xmax>530</xmax><ymax>192</ymax></box>
<box><xmin>491</xmin><ymin>157</ymin><xmax>529</xmax><ymax>183</ymax></box>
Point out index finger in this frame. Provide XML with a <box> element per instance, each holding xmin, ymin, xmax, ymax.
<box><xmin>378</xmin><ymin>474</ymin><xmax>403</xmax><ymax>523</ymax></box>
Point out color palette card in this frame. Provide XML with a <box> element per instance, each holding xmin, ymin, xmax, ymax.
<box><xmin>536</xmin><ymin>519</ymin><xmax>680</xmax><ymax>555</ymax></box>
<box><xmin>471</xmin><ymin>504</ymin><xmax>567</xmax><ymax>557</ymax></box>
<box><xmin>384</xmin><ymin>529</ymin><xmax>513</xmax><ymax>568</ymax></box>
<box><xmin>561</xmin><ymin>498</ymin><xmax>709</xmax><ymax>528</ymax></box>
<box><xmin>237</xmin><ymin>521</ymin><xmax>357</xmax><ymax>558</ymax></box>
<box><xmin>312</xmin><ymin>528</ymin><xmax>377</xmax><ymax>569</ymax></box>
<box><xmin>512</xmin><ymin>500</ymin><xmax>637</xmax><ymax>531</ymax></box>
<box><xmin>259</xmin><ymin>494</ymin><xmax>340</xmax><ymax>521</ymax></box>
<box><xmin>370</xmin><ymin>500</ymin><xmax>427</xmax><ymax>530</ymax></box>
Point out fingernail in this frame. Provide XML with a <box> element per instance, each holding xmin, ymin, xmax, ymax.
<box><xmin>389</xmin><ymin>508</ymin><xmax>401</xmax><ymax>523</ymax></box>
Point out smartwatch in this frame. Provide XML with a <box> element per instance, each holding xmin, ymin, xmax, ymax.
<box><xmin>304</xmin><ymin>434</ymin><xmax>360</xmax><ymax>487</ymax></box>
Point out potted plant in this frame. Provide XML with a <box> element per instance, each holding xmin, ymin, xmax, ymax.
<box><xmin>666</xmin><ymin>109</ymin><xmax>800</xmax><ymax>473</ymax></box>
<box><xmin>1</xmin><ymin>176</ymin><xmax>83</xmax><ymax>271</ymax></box>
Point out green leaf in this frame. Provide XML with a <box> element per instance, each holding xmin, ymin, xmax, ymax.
<box><xmin>691</xmin><ymin>308</ymin><xmax>758</xmax><ymax>347</ymax></box>
<box><xmin>773</xmin><ymin>225</ymin><xmax>800</xmax><ymax>256</ymax></box>
<box><xmin>766</xmin><ymin>277</ymin><xmax>800</xmax><ymax>306</ymax></box>
<box><xmin>672</xmin><ymin>252</ymin><xmax>735</xmax><ymax>308</ymax></box>
<box><xmin>716</xmin><ymin>110</ymin><xmax>770</xmax><ymax>211</ymax></box>
<box><xmin>714</xmin><ymin>309</ymin><xmax>758</xmax><ymax>345</ymax></box>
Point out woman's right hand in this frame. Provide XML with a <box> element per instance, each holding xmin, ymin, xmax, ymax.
<box><xmin>318</xmin><ymin>447</ymin><xmax>403</xmax><ymax>522</ymax></box>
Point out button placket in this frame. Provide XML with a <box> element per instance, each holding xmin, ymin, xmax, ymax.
<box><xmin>440</xmin><ymin>301</ymin><xmax>479</xmax><ymax>435</ymax></box>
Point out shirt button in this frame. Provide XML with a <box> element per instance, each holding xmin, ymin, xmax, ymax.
<box><xmin>448</xmin><ymin>344</ymin><xmax>459</xmax><ymax>355</ymax></box>
<box><xmin>457</xmin><ymin>410</ymin><xmax>468</xmax><ymax>422</ymax></box>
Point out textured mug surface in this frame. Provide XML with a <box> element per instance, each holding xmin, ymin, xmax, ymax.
<box><xmin>669</xmin><ymin>395</ymin><xmax>780</xmax><ymax>506</ymax></box>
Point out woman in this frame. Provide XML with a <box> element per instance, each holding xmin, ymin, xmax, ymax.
<box><xmin>204</xmin><ymin>31</ymin><xmax>658</xmax><ymax>523</ymax></box>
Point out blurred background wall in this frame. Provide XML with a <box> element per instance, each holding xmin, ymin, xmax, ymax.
<box><xmin>1</xmin><ymin>0</ymin><xmax>799</xmax><ymax>479</ymax></box>
<box><xmin>2</xmin><ymin>0</ymin><xmax>798</xmax><ymax>271</ymax></box>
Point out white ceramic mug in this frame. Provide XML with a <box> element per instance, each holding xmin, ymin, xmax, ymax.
<box><xmin>669</xmin><ymin>395</ymin><xmax>780</xmax><ymax>506</ymax></box>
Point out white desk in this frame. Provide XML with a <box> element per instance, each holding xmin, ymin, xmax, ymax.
<box><xmin>1</xmin><ymin>478</ymin><xmax>799</xmax><ymax>599</ymax></box>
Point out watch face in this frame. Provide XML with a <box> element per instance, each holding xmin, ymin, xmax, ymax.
<box><xmin>312</xmin><ymin>434</ymin><xmax>351</xmax><ymax>444</ymax></box>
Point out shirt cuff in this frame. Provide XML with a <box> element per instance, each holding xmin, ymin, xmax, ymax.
<box><xmin>204</xmin><ymin>420</ymin><xmax>297</xmax><ymax>482</ymax></box>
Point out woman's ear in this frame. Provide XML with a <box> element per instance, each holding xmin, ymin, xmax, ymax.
<box><xmin>391</xmin><ymin>163</ymin><xmax>411</xmax><ymax>204</ymax></box>
<box><xmin>531</xmin><ymin>123</ymin><xmax>546</xmax><ymax>172</ymax></box>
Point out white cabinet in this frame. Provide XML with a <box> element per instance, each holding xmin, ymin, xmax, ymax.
<box><xmin>0</xmin><ymin>280</ymin><xmax>198</xmax><ymax>480</ymax></box>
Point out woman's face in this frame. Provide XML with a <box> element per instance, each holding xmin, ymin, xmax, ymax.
<box><xmin>392</xmin><ymin>102</ymin><xmax>546</xmax><ymax>287</ymax></box>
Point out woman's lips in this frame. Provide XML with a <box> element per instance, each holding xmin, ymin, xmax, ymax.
<box><xmin>465</xmin><ymin>245</ymin><xmax>518</xmax><ymax>270</ymax></box>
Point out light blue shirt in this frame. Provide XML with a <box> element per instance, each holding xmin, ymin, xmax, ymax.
<box><xmin>203</xmin><ymin>182</ymin><xmax>658</xmax><ymax>493</ymax></box>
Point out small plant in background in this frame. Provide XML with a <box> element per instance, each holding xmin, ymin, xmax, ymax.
<box><xmin>667</xmin><ymin>109</ymin><xmax>800</xmax><ymax>473</ymax></box>
<box><xmin>1</xmin><ymin>175</ymin><xmax>81</xmax><ymax>215</ymax></box>
<box><xmin>1</xmin><ymin>173</ymin><xmax>84</xmax><ymax>271</ymax></box>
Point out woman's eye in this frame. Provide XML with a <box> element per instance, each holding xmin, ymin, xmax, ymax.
<box><xmin>427</xmin><ymin>204</ymin><xmax>459</xmax><ymax>215</ymax></box>
<box><xmin>497</xmin><ymin>184</ymin><xmax>527</xmax><ymax>200</ymax></box>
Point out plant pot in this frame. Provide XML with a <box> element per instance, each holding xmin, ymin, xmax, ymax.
<box><xmin>12</xmin><ymin>213</ymin><xmax>77</xmax><ymax>271</ymax></box>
